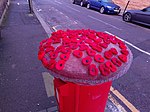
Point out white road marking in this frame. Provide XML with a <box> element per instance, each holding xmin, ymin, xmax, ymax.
<box><xmin>66</xmin><ymin>6</ymin><xmax>80</xmax><ymax>12</ymax></box>
<box><xmin>60</xmin><ymin>12</ymin><xmax>63</xmax><ymax>15</ymax></box>
<box><xmin>105</xmin><ymin>31</ymin><xmax>150</xmax><ymax>56</ymax></box>
<box><xmin>52</xmin><ymin>26</ymin><xmax>58</xmax><ymax>32</ymax></box>
<box><xmin>42</xmin><ymin>72</ymin><xmax>54</xmax><ymax>97</ymax></box>
<box><xmin>88</xmin><ymin>15</ymin><xmax>122</xmax><ymax>30</ymax></box>
<box><xmin>54</xmin><ymin>0</ymin><xmax>62</xmax><ymax>4</ymax></box>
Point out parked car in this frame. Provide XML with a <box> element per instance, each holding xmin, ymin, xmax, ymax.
<box><xmin>73</xmin><ymin>0</ymin><xmax>88</xmax><ymax>7</ymax></box>
<box><xmin>123</xmin><ymin>6</ymin><xmax>150</xmax><ymax>26</ymax></box>
<box><xmin>73</xmin><ymin>0</ymin><xmax>121</xmax><ymax>15</ymax></box>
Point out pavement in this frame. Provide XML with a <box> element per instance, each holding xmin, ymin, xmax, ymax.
<box><xmin>0</xmin><ymin>0</ymin><xmax>126</xmax><ymax>112</ymax></box>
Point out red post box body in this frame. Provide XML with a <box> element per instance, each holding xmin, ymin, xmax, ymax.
<box><xmin>54</xmin><ymin>78</ymin><xmax>112</xmax><ymax>112</ymax></box>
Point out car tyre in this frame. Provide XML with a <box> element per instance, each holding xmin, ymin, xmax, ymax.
<box><xmin>73</xmin><ymin>0</ymin><xmax>75</xmax><ymax>4</ymax></box>
<box><xmin>123</xmin><ymin>12</ymin><xmax>132</xmax><ymax>22</ymax></box>
<box><xmin>100</xmin><ymin>7</ymin><xmax>105</xmax><ymax>14</ymax></box>
<box><xmin>80</xmin><ymin>1</ymin><xmax>84</xmax><ymax>7</ymax></box>
<box><xmin>87</xmin><ymin>3</ymin><xmax>90</xmax><ymax>9</ymax></box>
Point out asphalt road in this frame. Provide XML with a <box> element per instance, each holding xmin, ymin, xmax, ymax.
<box><xmin>33</xmin><ymin>0</ymin><xmax>150</xmax><ymax>111</ymax></box>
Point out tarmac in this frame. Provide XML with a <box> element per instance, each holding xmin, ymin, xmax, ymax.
<box><xmin>0</xmin><ymin>0</ymin><xmax>125</xmax><ymax>111</ymax></box>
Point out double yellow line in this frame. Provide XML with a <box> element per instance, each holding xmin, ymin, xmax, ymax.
<box><xmin>110</xmin><ymin>87</ymin><xmax>139</xmax><ymax>112</ymax></box>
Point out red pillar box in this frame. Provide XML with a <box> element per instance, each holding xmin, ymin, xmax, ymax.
<box><xmin>38</xmin><ymin>29</ymin><xmax>133</xmax><ymax>112</ymax></box>
<box><xmin>54</xmin><ymin>78</ymin><xmax>112</xmax><ymax>112</ymax></box>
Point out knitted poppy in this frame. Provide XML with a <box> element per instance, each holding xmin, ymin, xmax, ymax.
<box><xmin>121</xmin><ymin>49</ymin><xmax>129</xmax><ymax>55</ymax></box>
<box><xmin>89</xmin><ymin>64</ymin><xmax>98</xmax><ymax>76</ymax></box>
<box><xmin>73</xmin><ymin>50</ymin><xmax>83</xmax><ymax>58</ymax></box>
<box><xmin>111</xmin><ymin>57</ymin><xmax>122</xmax><ymax>67</ymax></box>
<box><xmin>94</xmin><ymin>38</ymin><xmax>102</xmax><ymax>43</ymax></box>
<box><xmin>48</xmin><ymin>59</ymin><xmax>56</xmax><ymax>70</ymax></box>
<box><xmin>85</xmin><ymin>39</ymin><xmax>93</xmax><ymax>44</ymax></box>
<box><xmin>60</xmin><ymin>54</ymin><xmax>70</xmax><ymax>61</ymax></box>
<box><xmin>82</xmin><ymin>56</ymin><xmax>92</xmax><ymax>65</ymax></box>
<box><xmin>110</xmin><ymin>36</ymin><xmax>117</xmax><ymax>44</ymax></box>
<box><xmin>70</xmin><ymin>43</ymin><xmax>78</xmax><ymax>50</ymax></box>
<box><xmin>61</xmin><ymin>48</ymin><xmax>72</xmax><ymax>54</ymax></box>
<box><xmin>55</xmin><ymin>60</ymin><xmax>65</xmax><ymax>70</ymax></box>
<box><xmin>118</xmin><ymin>54</ymin><xmax>127</xmax><ymax>63</ymax></box>
<box><xmin>99</xmin><ymin>43</ymin><xmax>108</xmax><ymax>48</ymax></box>
<box><xmin>49</xmin><ymin>51</ymin><xmax>58</xmax><ymax>59</ymax></box>
<box><xmin>38</xmin><ymin>51</ymin><xmax>45</xmax><ymax>60</ymax></box>
<box><xmin>119</xmin><ymin>44</ymin><xmax>127</xmax><ymax>50</ymax></box>
<box><xmin>45</xmin><ymin>46</ymin><xmax>55</xmax><ymax>53</ymax></box>
<box><xmin>103</xmin><ymin>38</ymin><xmax>110</xmax><ymax>44</ymax></box>
<box><xmin>110</xmin><ymin>48</ymin><xmax>118</xmax><ymax>55</ymax></box>
<box><xmin>42</xmin><ymin>58</ymin><xmax>49</xmax><ymax>67</ymax></box>
<box><xmin>105</xmin><ymin>61</ymin><xmax>117</xmax><ymax>72</ymax></box>
<box><xmin>104</xmin><ymin>51</ymin><xmax>113</xmax><ymax>59</ymax></box>
<box><xmin>79</xmin><ymin>45</ymin><xmax>88</xmax><ymax>51</ymax></box>
<box><xmin>99</xmin><ymin>64</ymin><xmax>110</xmax><ymax>76</ymax></box>
<box><xmin>53</xmin><ymin>38</ymin><xmax>61</xmax><ymax>44</ymax></box>
<box><xmin>96</xmin><ymin>45</ymin><xmax>102</xmax><ymax>52</ymax></box>
<box><xmin>94</xmin><ymin>54</ymin><xmax>105</xmax><ymax>63</ymax></box>
<box><xmin>87</xmin><ymin>48</ymin><xmax>96</xmax><ymax>56</ymax></box>
<box><xmin>55</xmin><ymin>45</ymin><xmax>64</xmax><ymax>53</ymax></box>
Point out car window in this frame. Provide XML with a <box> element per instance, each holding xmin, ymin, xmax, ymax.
<box><xmin>102</xmin><ymin>0</ymin><xmax>113</xmax><ymax>3</ymax></box>
<box><xmin>146</xmin><ymin>7</ymin><xmax>150</xmax><ymax>12</ymax></box>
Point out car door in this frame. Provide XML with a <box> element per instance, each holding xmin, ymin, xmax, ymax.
<box><xmin>90</xmin><ymin>0</ymin><xmax>100</xmax><ymax>9</ymax></box>
<box><xmin>94</xmin><ymin>0</ymin><xmax>102</xmax><ymax>9</ymax></box>
<box><xmin>134</xmin><ymin>7</ymin><xmax>150</xmax><ymax>25</ymax></box>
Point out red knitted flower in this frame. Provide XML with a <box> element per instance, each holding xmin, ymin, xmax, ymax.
<box><xmin>89</xmin><ymin>64</ymin><xmax>98</xmax><ymax>76</ymax></box>
<box><xmin>99</xmin><ymin>43</ymin><xmax>108</xmax><ymax>48</ymax></box>
<box><xmin>121</xmin><ymin>49</ymin><xmax>129</xmax><ymax>55</ymax></box>
<box><xmin>48</xmin><ymin>59</ymin><xmax>56</xmax><ymax>70</ymax></box>
<box><xmin>111</xmin><ymin>57</ymin><xmax>122</xmax><ymax>67</ymax></box>
<box><xmin>99</xmin><ymin>64</ymin><xmax>110</xmax><ymax>76</ymax></box>
<box><xmin>60</xmin><ymin>54</ymin><xmax>70</xmax><ymax>61</ymax></box>
<box><xmin>110</xmin><ymin>48</ymin><xmax>118</xmax><ymax>55</ymax></box>
<box><xmin>104</xmin><ymin>51</ymin><xmax>113</xmax><ymax>59</ymax></box>
<box><xmin>82</xmin><ymin>56</ymin><xmax>92</xmax><ymax>65</ymax></box>
<box><xmin>55</xmin><ymin>60</ymin><xmax>65</xmax><ymax>70</ymax></box>
<box><xmin>94</xmin><ymin>54</ymin><xmax>105</xmax><ymax>63</ymax></box>
<box><xmin>87</xmin><ymin>48</ymin><xmax>96</xmax><ymax>56</ymax></box>
<box><xmin>61</xmin><ymin>48</ymin><xmax>72</xmax><ymax>54</ymax></box>
<box><xmin>38</xmin><ymin>51</ymin><xmax>45</xmax><ymax>60</ymax></box>
<box><xmin>79</xmin><ymin>44</ymin><xmax>88</xmax><ymax>51</ymax></box>
<box><xmin>45</xmin><ymin>46</ymin><xmax>54</xmax><ymax>53</ymax></box>
<box><xmin>49</xmin><ymin>51</ymin><xmax>58</xmax><ymax>59</ymax></box>
<box><xmin>119</xmin><ymin>43</ymin><xmax>127</xmax><ymax>50</ymax></box>
<box><xmin>118</xmin><ymin>54</ymin><xmax>127</xmax><ymax>63</ymax></box>
<box><xmin>42</xmin><ymin>58</ymin><xmax>49</xmax><ymax>67</ymax></box>
<box><xmin>73</xmin><ymin>50</ymin><xmax>83</xmax><ymax>58</ymax></box>
<box><xmin>85</xmin><ymin>38</ymin><xmax>93</xmax><ymax>44</ymax></box>
<box><xmin>105</xmin><ymin>61</ymin><xmax>117</xmax><ymax>72</ymax></box>
<box><xmin>70</xmin><ymin>43</ymin><xmax>78</xmax><ymax>50</ymax></box>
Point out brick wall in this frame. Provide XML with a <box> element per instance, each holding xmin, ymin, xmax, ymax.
<box><xmin>113</xmin><ymin>0</ymin><xmax>150</xmax><ymax>10</ymax></box>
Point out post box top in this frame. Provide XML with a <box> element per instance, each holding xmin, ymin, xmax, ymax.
<box><xmin>38</xmin><ymin>29</ymin><xmax>133</xmax><ymax>85</ymax></box>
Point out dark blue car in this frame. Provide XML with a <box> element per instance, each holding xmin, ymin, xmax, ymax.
<box><xmin>73</xmin><ymin>0</ymin><xmax>121</xmax><ymax>15</ymax></box>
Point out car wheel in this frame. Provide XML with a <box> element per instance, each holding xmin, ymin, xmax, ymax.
<box><xmin>87</xmin><ymin>3</ymin><xmax>90</xmax><ymax>9</ymax></box>
<box><xmin>100</xmin><ymin>7</ymin><xmax>105</xmax><ymax>14</ymax></box>
<box><xmin>80</xmin><ymin>1</ymin><xmax>84</xmax><ymax>7</ymax></box>
<box><xmin>123</xmin><ymin>12</ymin><xmax>132</xmax><ymax>22</ymax></box>
<box><xmin>73</xmin><ymin>0</ymin><xmax>75</xmax><ymax>4</ymax></box>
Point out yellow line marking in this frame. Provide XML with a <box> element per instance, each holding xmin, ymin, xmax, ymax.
<box><xmin>108</xmin><ymin>94</ymin><xmax>127</xmax><ymax>112</ymax></box>
<box><xmin>110</xmin><ymin>87</ymin><xmax>140</xmax><ymax>112</ymax></box>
